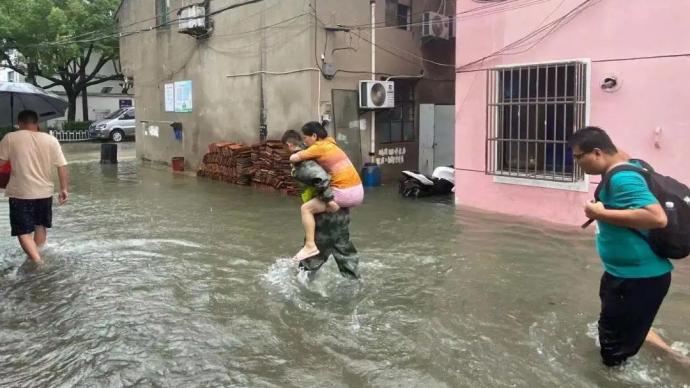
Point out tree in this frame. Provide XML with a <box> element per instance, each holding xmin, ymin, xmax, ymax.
<box><xmin>0</xmin><ymin>0</ymin><xmax>123</xmax><ymax>121</ymax></box>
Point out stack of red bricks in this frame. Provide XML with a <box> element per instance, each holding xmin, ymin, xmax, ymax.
<box><xmin>250</xmin><ymin>140</ymin><xmax>299</xmax><ymax>195</ymax></box>
<box><xmin>198</xmin><ymin>140</ymin><xmax>298</xmax><ymax>195</ymax></box>
<box><xmin>197</xmin><ymin>142</ymin><xmax>253</xmax><ymax>185</ymax></box>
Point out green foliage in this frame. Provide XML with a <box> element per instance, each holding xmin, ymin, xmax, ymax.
<box><xmin>61</xmin><ymin>120</ymin><xmax>92</xmax><ymax>132</ymax></box>
<box><xmin>0</xmin><ymin>127</ymin><xmax>12</xmax><ymax>140</ymax></box>
<box><xmin>0</xmin><ymin>0</ymin><xmax>122</xmax><ymax>121</ymax></box>
<box><xmin>0</xmin><ymin>0</ymin><xmax>121</xmax><ymax>73</ymax></box>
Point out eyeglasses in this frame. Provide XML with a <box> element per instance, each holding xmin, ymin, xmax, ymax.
<box><xmin>572</xmin><ymin>151</ymin><xmax>591</xmax><ymax>161</ymax></box>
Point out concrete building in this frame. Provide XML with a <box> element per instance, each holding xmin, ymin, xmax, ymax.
<box><xmin>454</xmin><ymin>0</ymin><xmax>690</xmax><ymax>225</ymax></box>
<box><xmin>116</xmin><ymin>0</ymin><xmax>455</xmax><ymax>178</ymax></box>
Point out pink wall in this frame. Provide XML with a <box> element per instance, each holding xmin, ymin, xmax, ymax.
<box><xmin>454</xmin><ymin>0</ymin><xmax>690</xmax><ymax>225</ymax></box>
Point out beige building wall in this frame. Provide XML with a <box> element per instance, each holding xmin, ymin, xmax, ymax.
<box><xmin>117</xmin><ymin>0</ymin><xmax>455</xmax><ymax>178</ymax></box>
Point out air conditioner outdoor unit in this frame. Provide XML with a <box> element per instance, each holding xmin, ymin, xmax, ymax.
<box><xmin>359</xmin><ymin>80</ymin><xmax>395</xmax><ymax>109</ymax></box>
<box><xmin>422</xmin><ymin>11</ymin><xmax>450</xmax><ymax>40</ymax></box>
<box><xmin>178</xmin><ymin>4</ymin><xmax>208</xmax><ymax>37</ymax></box>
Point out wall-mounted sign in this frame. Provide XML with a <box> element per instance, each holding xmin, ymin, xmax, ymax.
<box><xmin>174</xmin><ymin>80</ymin><xmax>193</xmax><ymax>113</ymax></box>
<box><xmin>164</xmin><ymin>83</ymin><xmax>175</xmax><ymax>112</ymax></box>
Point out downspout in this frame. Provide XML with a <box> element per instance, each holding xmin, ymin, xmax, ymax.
<box><xmin>259</xmin><ymin>3</ymin><xmax>267</xmax><ymax>143</ymax></box>
<box><xmin>315</xmin><ymin>0</ymin><xmax>321</xmax><ymax>119</ymax></box>
<box><xmin>370</xmin><ymin>0</ymin><xmax>376</xmax><ymax>156</ymax></box>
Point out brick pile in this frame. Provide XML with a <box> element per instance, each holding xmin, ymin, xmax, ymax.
<box><xmin>197</xmin><ymin>142</ymin><xmax>252</xmax><ymax>185</ymax></box>
<box><xmin>198</xmin><ymin>140</ymin><xmax>299</xmax><ymax>195</ymax></box>
<box><xmin>250</xmin><ymin>140</ymin><xmax>298</xmax><ymax>195</ymax></box>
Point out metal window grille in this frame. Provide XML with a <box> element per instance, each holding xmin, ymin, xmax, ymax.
<box><xmin>376</xmin><ymin>81</ymin><xmax>415</xmax><ymax>143</ymax></box>
<box><xmin>486</xmin><ymin>61</ymin><xmax>587</xmax><ymax>182</ymax></box>
<box><xmin>397</xmin><ymin>4</ymin><xmax>411</xmax><ymax>30</ymax></box>
<box><xmin>156</xmin><ymin>0</ymin><xmax>169</xmax><ymax>26</ymax></box>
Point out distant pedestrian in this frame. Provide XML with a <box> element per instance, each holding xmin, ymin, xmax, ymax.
<box><xmin>0</xmin><ymin>110</ymin><xmax>69</xmax><ymax>265</ymax></box>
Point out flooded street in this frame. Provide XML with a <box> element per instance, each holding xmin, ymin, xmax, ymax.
<box><xmin>0</xmin><ymin>143</ymin><xmax>688</xmax><ymax>387</ymax></box>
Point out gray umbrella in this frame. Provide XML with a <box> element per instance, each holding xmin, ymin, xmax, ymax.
<box><xmin>0</xmin><ymin>82</ymin><xmax>68</xmax><ymax>128</ymax></box>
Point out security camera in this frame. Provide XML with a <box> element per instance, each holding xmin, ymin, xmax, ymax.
<box><xmin>601</xmin><ymin>75</ymin><xmax>618</xmax><ymax>91</ymax></box>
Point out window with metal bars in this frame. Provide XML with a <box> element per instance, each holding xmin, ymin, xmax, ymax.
<box><xmin>486</xmin><ymin>61</ymin><xmax>587</xmax><ymax>182</ymax></box>
<box><xmin>376</xmin><ymin>81</ymin><xmax>415</xmax><ymax>143</ymax></box>
<box><xmin>156</xmin><ymin>0</ymin><xmax>170</xmax><ymax>26</ymax></box>
<box><xmin>385</xmin><ymin>0</ymin><xmax>412</xmax><ymax>31</ymax></box>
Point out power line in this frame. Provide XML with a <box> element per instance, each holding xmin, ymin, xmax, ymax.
<box><xmin>374</xmin><ymin>0</ymin><xmax>557</xmax><ymax>32</ymax></box>
<box><xmin>453</xmin><ymin>52</ymin><xmax>690</xmax><ymax>74</ymax></box>
<box><xmin>312</xmin><ymin>0</ymin><xmax>569</xmax><ymax>76</ymax></box>
<box><xmin>207</xmin><ymin>23</ymin><xmax>311</xmax><ymax>55</ymax></box>
<box><xmin>455</xmin><ymin>0</ymin><xmax>596</xmax><ymax>72</ymax></box>
<box><xmin>12</xmin><ymin>0</ymin><xmax>546</xmax><ymax>51</ymax></box>
<box><xmin>497</xmin><ymin>0</ymin><xmax>595</xmax><ymax>56</ymax></box>
<box><xmin>211</xmin><ymin>12</ymin><xmax>310</xmax><ymax>39</ymax></box>
<box><xmin>346</xmin><ymin>2</ymin><xmax>578</xmax><ymax>70</ymax></box>
<box><xmin>357</xmin><ymin>0</ymin><xmax>553</xmax><ymax>29</ymax></box>
<box><xmin>50</xmin><ymin>4</ymin><xmax>187</xmax><ymax>45</ymax></box>
<box><xmin>225</xmin><ymin>68</ymin><xmax>320</xmax><ymax>78</ymax></box>
<box><xmin>19</xmin><ymin>0</ymin><xmax>268</xmax><ymax>48</ymax></box>
<box><xmin>307</xmin><ymin>4</ymin><xmax>399</xmax><ymax>79</ymax></box>
<box><xmin>350</xmin><ymin>30</ymin><xmax>456</xmax><ymax>68</ymax></box>
<box><xmin>20</xmin><ymin>10</ymin><xmax>165</xmax><ymax>47</ymax></box>
<box><xmin>592</xmin><ymin>53</ymin><xmax>690</xmax><ymax>63</ymax></box>
<box><xmin>343</xmin><ymin>0</ymin><xmax>555</xmax><ymax>30</ymax></box>
<box><xmin>58</xmin><ymin>0</ymin><xmax>274</xmax><ymax>45</ymax></box>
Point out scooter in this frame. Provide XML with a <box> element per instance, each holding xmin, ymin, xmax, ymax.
<box><xmin>399</xmin><ymin>166</ymin><xmax>454</xmax><ymax>198</ymax></box>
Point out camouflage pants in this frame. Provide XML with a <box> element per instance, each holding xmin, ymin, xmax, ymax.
<box><xmin>298</xmin><ymin>208</ymin><xmax>360</xmax><ymax>279</ymax></box>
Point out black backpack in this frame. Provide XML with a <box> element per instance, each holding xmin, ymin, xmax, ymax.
<box><xmin>594</xmin><ymin>159</ymin><xmax>690</xmax><ymax>259</ymax></box>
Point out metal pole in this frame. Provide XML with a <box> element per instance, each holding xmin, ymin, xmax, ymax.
<box><xmin>370</xmin><ymin>0</ymin><xmax>376</xmax><ymax>156</ymax></box>
<box><xmin>10</xmin><ymin>93</ymin><xmax>14</xmax><ymax>129</ymax></box>
<box><xmin>259</xmin><ymin>3</ymin><xmax>267</xmax><ymax>144</ymax></box>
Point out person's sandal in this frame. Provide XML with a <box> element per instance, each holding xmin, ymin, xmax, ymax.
<box><xmin>293</xmin><ymin>247</ymin><xmax>320</xmax><ymax>261</ymax></box>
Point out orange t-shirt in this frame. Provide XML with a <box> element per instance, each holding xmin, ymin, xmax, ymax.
<box><xmin>297</xmin><ymin>137</ymin><xmax>361</xmax><ymax>189</ymax></box>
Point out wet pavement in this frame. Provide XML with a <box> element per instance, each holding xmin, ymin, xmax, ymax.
<box><xmin>0</xmin><ymin>143</ymin><xmax>688</xmax><ymax>387</ymax></box>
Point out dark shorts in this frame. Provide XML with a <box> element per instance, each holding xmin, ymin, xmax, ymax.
<box><xmin>8</xmin><ymin>197</ymin><xmax>53</xmax><ymax>237</ymax></box>
<box><xmin>598</xmin><ymin>271</ymin><xmax>671</xmax><ymax>366</ymax></box>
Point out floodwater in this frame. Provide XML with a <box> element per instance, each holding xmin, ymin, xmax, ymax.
<box><xmin>0</xmin><ymin>143</ymin><xmax>688</xmax><ymax>387</ymax></box>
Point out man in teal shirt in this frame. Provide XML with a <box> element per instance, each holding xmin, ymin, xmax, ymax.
<box><xmin>594</xmin><ymin>163</ymin><xmax>673</xmax><ymax>279</ymax></box>
<box><xmin>569</xmin><ymin>126</ymin><xmax>675</xmax><ymax>366</ymax></box>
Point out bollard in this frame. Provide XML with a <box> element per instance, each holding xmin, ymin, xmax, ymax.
<box><xmin>172</xmin><ymin>157</ymin><xmax>184</xmax><ymax>172</ymax></box>
<box><xmin>100</xmin><ymin>143</ymin><xmax>118</xmax><ymax>164</ymax></box>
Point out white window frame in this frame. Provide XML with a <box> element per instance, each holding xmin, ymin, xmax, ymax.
<box><xmin>487</xmin><ymin>58</ymin><xmax>592</xmax><ymax>192</ymax></box>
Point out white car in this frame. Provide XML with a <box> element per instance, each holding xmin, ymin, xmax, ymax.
<box><xmin>88</xmin><ymin>107</ymin><xmax>136</xmax><ymax>142</ymax></box>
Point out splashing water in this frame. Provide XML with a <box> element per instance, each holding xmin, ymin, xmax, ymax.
<box><xmin>0</xmin><ymin>143</ymin><xmax>688</xmax><ymax>387</ymax></box>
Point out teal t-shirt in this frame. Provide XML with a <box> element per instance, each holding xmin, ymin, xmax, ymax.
<box><xmin>596</xmin><ymin>163</ymin><xmax>673</xmax><ymax>278</ymax></box>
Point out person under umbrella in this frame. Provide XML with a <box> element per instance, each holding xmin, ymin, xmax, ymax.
<box><xmin>0</xmin><ymin>110</ymin><xmax>69</xmax><ymax>265</ymax></box>
<box><xmin>0</xmin><ymin>81</ymin><xmax>69</xmax><ymax>190</ymax></box>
